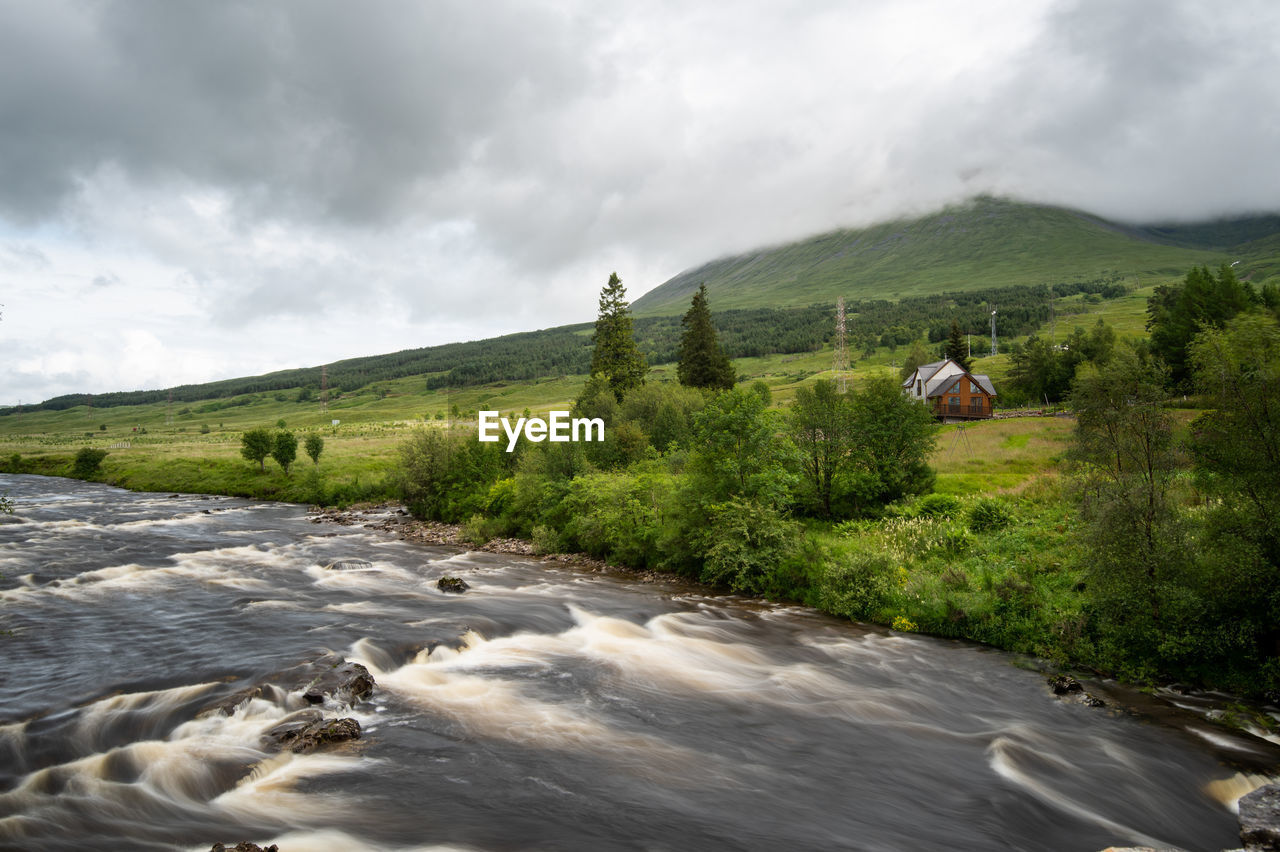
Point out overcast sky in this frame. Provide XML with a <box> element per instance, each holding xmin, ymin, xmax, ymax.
<box><xmin>2</xmin><ymin>0</ymin><xmax>1278</xmax><ymax>405</ymax></box>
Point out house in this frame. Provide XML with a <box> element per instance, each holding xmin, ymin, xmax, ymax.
<box><xmin>901</xmin><ymin>359</ymin><xmax>997</xmax><ymax>420</ymax></box>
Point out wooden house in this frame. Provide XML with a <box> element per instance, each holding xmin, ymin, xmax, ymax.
<box><xmin>900</xmin><ymin>359</ymin><xmax>997</xmax><ymax>420</ymax></box>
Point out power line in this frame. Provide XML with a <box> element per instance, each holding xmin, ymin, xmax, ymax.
<box><xmin>834</xmin><ymin>296</ymin><xmax>848</xmax><ymax>393</ymax></box>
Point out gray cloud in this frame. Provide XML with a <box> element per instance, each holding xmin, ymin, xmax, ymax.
<box><xmin>1</xmin><ymin>0</ymin><xmax>1278</xmax><ymax>403</ymax></box>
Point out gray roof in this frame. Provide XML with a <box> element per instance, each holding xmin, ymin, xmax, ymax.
<box><xmin>902</xmin><ymin>359</ymin><xmax>997</xmax><ymax>397</ymax></box>
<box><xmin>902</xmin><ymin>360</ymin><xmax>946</xmax><ymax>387</ymax></box>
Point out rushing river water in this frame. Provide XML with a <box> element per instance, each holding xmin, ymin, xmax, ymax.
<box><xmin>0</xmin><ymin>474</ymin><xmax>1275</xmax><ymax>852</ymax></box>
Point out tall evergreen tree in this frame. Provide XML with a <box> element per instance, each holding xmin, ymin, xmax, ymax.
<box><xmin>943</xmin><ymin>320</ymin><xmax>972</xmax><ymax>371</ymax></box>
<box><xmin>589</xmin><ymin>272</ymin><xmax>647</xmax><ymax>401</ymax></box>
<box><xmin>677</xmin><ymin>284</ymin><xmax>735</xmax><ymax>390</ymax></box>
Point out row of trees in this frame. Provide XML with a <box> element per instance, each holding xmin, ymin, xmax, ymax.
<box><xmin>240</xmin><ymin>429</ymin><xmax>323</xmax><ymax>473</ymax></box>
<box><xmin>1070</xmin><ymin>312</ymin><xmax>1280</xmax><ymax>690</ymax></box>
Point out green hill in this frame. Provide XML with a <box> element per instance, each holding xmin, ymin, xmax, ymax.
<box><xmin>631</xmin><ymin>196</ymin><xmax>1280</xmax><ymax>316</ymax></box>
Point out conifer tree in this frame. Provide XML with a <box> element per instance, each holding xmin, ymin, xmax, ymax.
<box><xmin>943</xmin><ymin>320</ymin><xmax>972</xmax><ymax>372</ymax></box>
<box><xmin>677</xmin><ymin>284</ymin><xmax>735</xmax><ymax>390</ymax></box>
<box><xmin>589</xmin><ymin>272</ymin><xmax>647</xmax><ymax>401</ymax></box>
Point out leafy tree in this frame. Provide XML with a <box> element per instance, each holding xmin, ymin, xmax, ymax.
<box><xmin>847</xmin><ymin>374</ymin><xmax>938</xmax><ymax>505</ymax></box>
<box><xmin>1007</xmin><ymin>335</ymin><xmax>1076</xmax><ymax>405</ymax></box>
<box><xmin>1147</xmin><ymin>263</ymin><xmax>1257</xmax><ymax>388</ymax></box>
<box><xmin>677</xmin><ymin>285</ymin><xmax>735</xmax><ymax>390</ymax></box>
<box><xmin>790</xmin><ymin>379</ymin><xmax>854</xmax><ymax>517</ymax></box>
<box><xmin>240</xmin><ymin>427</ymin><xmax>274</xmax><ymax>472</ymax></box>
<box><xmin>72</xmin><ymin>447</ymin><xmax>108</xmax><ymax>478</ymax></box>
<box><xmin>272</xmin><ymin>430</ymin><xmax>298</xmax><ymax>473</ymax></box>
<box><xmin>899</xmin><ymin>341</ymin><xmax>930</xmax><ymax>381</ymax></box>
<box><xmin>590</xmin><ymin>272</ymin><xmax>647</xmax><ymax>401</ymax></box>
<box><xmin>1188</xmin><ymin>314</ymin><xmax>1280</xmax><ymax>680</ymax></box>
<box><xmin>687</xmin><ymin>387</ymin><xmax>798</xmax><ymax>509</ymax></box>
<box><xmin>943</xmin><ymin>320</ymin><xmax>971</xmax><ymax>372</ymax></box>
<box><xmin>399</xmin><ymin>429</ymin><xmax>510</xmax><ymax>522</ymax></box>
<box><xmin>305</xmin><ymin>433</ymin><xmax>325</xmax><ymax>468</ymax></box>
<box><xmin>1069</xmin><ymin>347</ymin><xmax>1189</xmax><ymax>669</ymax></box>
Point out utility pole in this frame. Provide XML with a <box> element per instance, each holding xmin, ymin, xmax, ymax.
<box><xmin>166</xmin><ymin>390</ymin><xmax>174</xmax><ymax>426</ymax></box>
<box><xmin>320</xmin><ymin>365</ymin><xmax>329</xmax><ymax>413</ymax></box>
<box><xmin>833</xmin><ymin>296</ymin><xmax>849</xmax><ymax>393</ymax></box>
<box><xmin>990</xmin><ymin>308</ymin><xmax>998</xmax><ymax>357</ymax></box>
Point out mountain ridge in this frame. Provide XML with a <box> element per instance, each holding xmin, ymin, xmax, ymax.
<box><xmin>631</xmin><ymin>196</ymin><xmax>1280</xmax><ymax>316</ymax></box>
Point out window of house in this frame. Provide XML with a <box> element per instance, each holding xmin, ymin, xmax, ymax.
<box><xmin>970</xmin><ymin>380</ymin><xmax>980</xmax><ymax>393</ymax></box>
<box><xmin>949</xmin><ymin>396</ymin><xmax>960</xmax><ymax>407</ymax></box>
<box><xmin>916</xmin><ymin>379</ymin><xmax>922</xmax><ymax>396</ymax></box>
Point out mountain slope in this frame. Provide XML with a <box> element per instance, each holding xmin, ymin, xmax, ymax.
<box><xmin>632</xmin><ymin>196</ymin><xmax>1280</xmax><ymax>316</ymax></box>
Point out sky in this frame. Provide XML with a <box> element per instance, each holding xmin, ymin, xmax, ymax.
<box><xmin>2</xmin><ymin>0</ymin><xmax>1278</xmax><ymax>405</ymax></box>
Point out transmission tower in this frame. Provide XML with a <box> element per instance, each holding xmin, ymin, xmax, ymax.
<box><xmin>834</xmin><ymin>296</ymin><xmax>849</xmax><ymax>393</ymax></box>
<box><xmin>990</xmin><ymin>308</ymin><xmax>998</xmax><ymax>357</ymax></box>
<box><xmin>320</xmin><ymin>365</ymin><xmax>329</xmax><ymax>413</ymax></box>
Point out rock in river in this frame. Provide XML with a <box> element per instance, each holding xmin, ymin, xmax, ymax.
<box><xmin>437</xmin><ymin>576</ymin><xmax>470</xmax><ymax>593</ymax></box>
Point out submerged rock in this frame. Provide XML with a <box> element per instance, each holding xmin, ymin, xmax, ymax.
<box><xmin>1241</xmin><ymin>783</ymin><xmax>1280</xmax><ymax>851</ymax></box>
<box><xmin>323</xmin><ymin>559</ymin><xmax>372</xmax><ymax>570</ymax></box>
<box><xmin>302</xmin><ymin>659</ymin><xmax>375</xmax><ymax>706</ymax></box>
<box><xmin>266</xmin><ymin>711</ymin><xmax>361</xmax><ymax>753</ymax></box>
<box><xmin>437</xmin><ymin>576</ymin><xmax>470</xmax><ymax>594</ymax></box>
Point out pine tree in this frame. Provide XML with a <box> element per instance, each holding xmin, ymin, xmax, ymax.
<box><xmin>589</xmin><ymin>272</ymin><xmax>647</xmax><ymax>401</ymax></box>
<box><xmin>944</xmin><ymin>320</ymin><xmax>972</xmax><ymax>372</ymax></box>
<box><xmin>677</xmin><ymin>284</ymin><xmax>735</xmax><ymax>390</ymax></box>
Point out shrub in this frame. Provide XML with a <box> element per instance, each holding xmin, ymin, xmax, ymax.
<box><xmin>914</xmin><ymin>493</ymin><xmax>961</xmax><ymax>518</ymax></box>
<box><xmin>531</xmin><ymin>525</ymin><xmax>558</xmax><ymax>556</ymax></box>
<box><xmin>72</xmin><ymin>447</ymin><xmax>108</xmax><ymax>477</ymax></box>
<box><xmin>694</xmin><ymin>497</ymin><xmax>799</xmax><ymax>594</ymax></box>
<box><xmin>967</xmin><ymin>498</ymin><xmax>1013</xmax><ymax>532</ymax></box>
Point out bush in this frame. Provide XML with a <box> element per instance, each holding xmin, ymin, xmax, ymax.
<box><xmin>694</xmin><ymin>497</ymin><xmax>799</xmax><ymax>594</ymax></box>
<box><xmin>914</xmin><ymin>493</ymin><xmax>961</xmax><ymax>518</ymax></box>
<box><xmin>72</xmin><ymin>447</ymin><xmax>108</xmax><ymax>477</ymax></box>
<box><xmin>531</xmin><ymin>525</ymin><xmax>558</xmax><ymax>556</ymax></box>
<box><xmin>967</xmin><ymin>498</ymin><xmax>1013</xmax><ymax>532</ymax></box>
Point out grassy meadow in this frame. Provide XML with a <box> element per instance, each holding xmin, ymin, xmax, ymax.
<box><xmin>0</xmin><ymin>274</ymin><xmax>1138</xmax><ymax>504</ymax></box>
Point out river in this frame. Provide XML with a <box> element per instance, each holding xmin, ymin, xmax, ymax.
<box><xmin>0</xmin><ymin>474</ymin><xmax>1274</xmax><ymax>851</ymax></box>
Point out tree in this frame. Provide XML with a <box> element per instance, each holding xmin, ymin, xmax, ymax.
<box><xmin>305</xmin><ymin>433</ymin><xmax>325</xmax><ymax>468</ymax></box>
<box><xmin>1069</xmin><ymin>347</ymin><xmax>1187</xmax><ymax>666</ymax></box>
<box><xmin>589</xmin><ymin>272</ymin><xmax>647</xmax><ymax>401</ymax></box>
<box><xmin>1006</xmin><ymin>335</ymin><xmax>1076</xmax><ymax>405</ymax></box>
<box><xmin>677</xmin><ymin>284</ymin><xmax>735</xmax><ymax>390</ymax></box>
<box><xmin>272</xmin><ymin>430</ymin><xmax>298</xmax><ymax>473</ymax></box>
<box><xmin>1188</xmin><ymin>314</ymin><xmax>1280</xmax><ymax>684</ymax></box>
<box><xmin>1148</xmin><ymin>263</ymin><xmax>1257</xmax><ymax>388</ymax></box>
<box><xmin>943</xmin><ymin>320</ymin><xmax>972</xmax><ymax>372</ymax></box>
<box><xmin>846</xmin><ymin>374</ymin><xmax>938</xmax><ymax>505</ymax></box>
<box><xmin>72</xmin><ymin>447</ymin><xmax>108</xmax><ymax>478</ymax></box>
<box><xmin>688</xmin><ymin>387</ymin><xmax>798</xmax><ymax>509</ymax></box>
<box><xmin>899</xmin><ymin>341</ymin><xmax>930</xmax><ymax>382</ymax></box>
<box><xmin>241</xmin><ymin>427</ymin><xmax>274</xmax><ymax>472</ymax></box>
<box><xmin>790</xmin><ymin>379</ymin><xmax>854</xmax><ymax>517</ymax></box>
